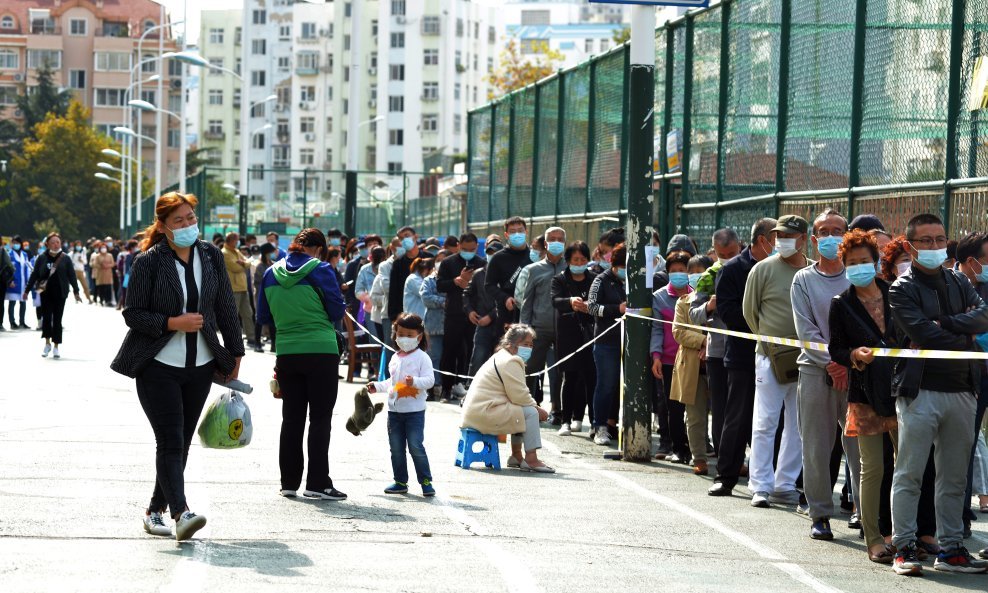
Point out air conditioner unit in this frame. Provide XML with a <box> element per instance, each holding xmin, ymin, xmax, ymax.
<box><xmin>368</xmin><ymin>67</ymin><xmax>377</xmax><ymax>76</ymax></box>
<box><xmin>14</xmin><ymin>109</ymin><xmax>22</xmax><ymax>117</ymax></box>
<box><xmin>396</xmin><ymin>16</ymin><xmax>407</xmax><ymax>25</ymax></box>
<box><xmin>368</xmin><ymin>99</ymin><xmax>376</xmax><ymax>108</ymax></box>
<box><xmin>13</xmin><ymin>73</ymin><xmax>23</xmax><ymax>82</ymax></box>
<box><xmin>319</xmin><ymin>28</ymin><xmax>329</xmax><ymax>37</ymax></box>
<box><xmin>170</xmin><ymin>78</ymin><xmax>182</xmax><ymax>90</ymax></box>
<box><xmin>304</xmin><ymin>133</ymin><xmax>315</xmax><ymax>142</ymax></box>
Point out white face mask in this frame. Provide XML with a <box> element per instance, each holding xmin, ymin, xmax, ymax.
<box><xmin>776</xmin><ymin>238</ymin><xmax>798</xmax><ymax>258</ymax></box>
<box><xmin>396</xmin><ymin>336</ymin><xmax>420</xmax><ymax>352</ymax></box>
<box><xmin>717</xmin><ymin>257</ymin><xmax>731</xmax><ymax>266</ymax></box>
<box><xmin>99</xmin><ymin>247</ymin><xmax>107</xmax><ymax>254</ymax></box>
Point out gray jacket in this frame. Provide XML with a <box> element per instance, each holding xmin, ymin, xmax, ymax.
<box><xmin>520</xmin><ymin>257</ymin><xmax>567</xmax><ymax>332</ymax></box>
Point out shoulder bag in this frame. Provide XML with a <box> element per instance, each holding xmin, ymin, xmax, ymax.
<box><xmin>766</xmin><ymin>343</ymin><xmax>800</xmax><ymax>384</ymax></box>
<box><xmin>36</xmin><ymin>253</ymin><xmax>63</xmax><ymax>294</ymax></box>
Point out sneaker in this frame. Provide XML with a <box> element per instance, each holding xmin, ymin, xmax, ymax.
<box><xmin>934</xmin><ymin>547</ymin><xmax>988</xmax><ymax>574</ymax></box>
<box><xmin>810</xmin><ymin>518</ymin><xmax>834</xmax><ymax>540</ymax></box>
<box><xmin>174</xmin><ymin>511</ymin><xmax>207</xmax><ymax>542</ymax></box>
<box><xmin>547</xmin><ymin>411</ymin><xmax>562</xmax><ymax>427</ymax></box>
<box><xmin>384</xmin><ymin>482</ymin><xmax>408</xmax><ymax>494</ymax></box>
<box><xmin>653</xmin><ymin>445</ymin><xmax>672</xmax><ymax>460</ymax></box>
<box><xmin>253</xmin><ymin>345</ymin><xmax>264</xmax><ymax>353</ymax></box>
<box><xmin>142</xmin><ymin>512</ymin><xmax>172</xmax><ymax>537</ymax></box>
<box><xmin>421</xmin><ymin>479</ymin><xmax>436</xmax><ymax>497</ymax></box>
<box><xmin>41</xmin><ymin>344</ymin><xmax>51</xmax><ymax>358</ymax></box>
<box><xmin>52</xmin><ymin>346</ymin><xmax>60</xmax><ymax>359</ymax></box>
<box><xmin>769</xmin><ymin>490</ymin><xmax>801</xmax><ymax>505</ymax></box>
<box><xmin>279</xmin><ymin>489</ymin><xmax>297</xmax><ymax>498</ymax></box>
<box><xmin>893</xmin><ymin>543</ymin><xmax>924</xmax><ymax>576</ymax></box>
<box><xmin>751</xmin><ymin>491</ymin><xmax>771</xmax><ymax>508</ymax></box>
<box><xmin>570</xmin><ymin>420</ymin><xmax>583</xmax><ymax>432</ymax></box>
<box><xmin>593</xmin><ymin>427</ymin><xmax>611</xmax><ymax>446</ymax></box>
<box><xmin>451</xmin><ymin>383</ymin><xmax>467</xmax><ymax>397</ymax></box>
<box><xmin>979</xmin><ymin>548</ymin><xmax>987</xmax><ymax>560</ymax></box>
<box><xmin>848</xmin><ymin>512</ymin><xmax>862</xmax><ymax>530</ymax></box>
<box><xmin>557</xmin><ymin>424</ymin><xmax>572</xmax><ymax>436</ymax></box>
<box><xmin>303</xmin><ymin>487</ymin><xmax>348</xmax><ymax>501</ymax></box>
<box><xmin>796</xmin><ymin>503</ymin><xmax>810</xmax><ymax>516</ymax></box>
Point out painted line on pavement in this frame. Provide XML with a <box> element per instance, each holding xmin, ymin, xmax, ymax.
<box><xmin>543</xmin><ymin>442</ymin><xmax>844</xmax><ymax>593</ymax></box>
<box><xmin>435</xmin><ymin>493</ymin><xmax>541</xmax><ymax>593</ymax></box>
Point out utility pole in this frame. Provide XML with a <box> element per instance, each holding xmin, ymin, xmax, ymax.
<box><xmin>344</xmin><ymin>0</ymin><xmax>363</xmax><ymax>238</ymax></box>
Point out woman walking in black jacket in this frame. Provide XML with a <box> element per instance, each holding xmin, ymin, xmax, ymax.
<box><xmin>587</xmin><ymin>243</ymin><xmax>627</xmax><ymax>445</ymax></box>
<box><xmin>24</xmin><ymin>232</ymin><xmax>81</xmax><ymax>359</ymax></box>
<box><xmin>551</xmin><ymin>241</ymin><xmax>597</xmax><ymax>436</ymax></box>
<box><xmin>111</xmin><ymin>192</ymin><xmax>245</xmax><ymax>542</ymax></box>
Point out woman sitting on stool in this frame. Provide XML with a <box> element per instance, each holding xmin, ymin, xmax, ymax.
<box><xmin>460</xmin><ymin>324</ymin><xmax>555</xmax><ymax>473</ymax></box>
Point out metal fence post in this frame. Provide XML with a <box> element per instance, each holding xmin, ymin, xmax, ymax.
<box><xmin>554</xmin><ymin>72</ymin><xmax>566</xmax><ymax>225</ymax></box>
<box><xmin>466</xmin><ymin>112</ymin><xmax>473</xmax><ymax>228</ymax></box>
<box><xmin>774</xmin><ymin>0</ymin><xmax>793</xmax><ymax>218</ymax></box>
<box><xmin>662</xmin><ymin>26</ymin><xmax>675</xmax><ymax>244</ymax></box>
<box><xmin>531</xmin><ymin>83</ymin><xmax>541</xmax><ymax>224</ymax></box>
<box><xmin>620</xmin><ymin>44</ymin><xmax>631</xmax><ymax>215</ymax></box>
<box><xmin>847</xmin><ymin>0</ymin><xmax>869</xmax><ymax>220</ymax></box>
<box><xmin>680</xmin><ymin>16</ymin><xmax>696</xmax><ymax>235</ymax></box>
<box><xmin>585</xmin><ymin>57</ymin><xmax>598</xmax><ymax>219</ymax></box>
<box><xmin>944</xmin><ymin>0</ymin><xmax>968</xmax><ymax>233</ymax></box>
<box><xmin>302</xmin><ymin>169</ymin><xmax>308</xmax><ymax>229</ymax></box>
<box><xmin>715</xmin><ymin>2</ymin><xmax>731</xmax><ymax>229</ymax></box>
<box><xmin>506</xmin><ymin>95</ymin><xmax>516</xmax><ymax>218</ymax></box>
<box><xmin>488</xmin><ymin>103</ymin><xmax>496</xmax><ymax>224</ymax></box>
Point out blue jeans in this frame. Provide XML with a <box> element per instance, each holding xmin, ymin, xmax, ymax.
<box><xmin>964</xmin><ymin>377</ymin><xmax>988</xmax><ymax>522</ymax></box>
<box><xmin>469</xmin><ymin>323</ymin><xmax>497</xmax><ymax>376</ymax></box>
<box><xmin>387</xmin><ymin>411</ymin><xmax>432</xmax><ymax>485</ymax></box>
<box><xmin>429</xmin><ymin>335</ymin><xmax>443</xmax><ymax>387</ymax></box>
<box><xmin>592</xmin><ymin>343</ymin><xmax>621</xmax><ymax>428</ymax></box>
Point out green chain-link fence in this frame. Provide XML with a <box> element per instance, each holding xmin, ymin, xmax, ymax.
<box><xmin>469</xmin><ymin>0</ymin><xmax>988</xmax><ymax>249</ymax></box>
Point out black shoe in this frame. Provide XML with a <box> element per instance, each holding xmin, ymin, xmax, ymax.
<box><xmin>302</xmin><ymin>487</ymin><xmax>347</xmax><ymax>501</ymax></box>
<box><xmin>848</xmin><ymin>513</ymin><xmax>862</xmax><ymax>530</ymax></box>
<box><xmin>708</xmin><ymin>482</ymin><xmax>734</xmax><ymax>497</ymax></box>
<box><xmin>18</xmin><ymin>323</ymin><xmax>29</xmax><ymax>329</ymax></box>
<box><xmin>0</xmin><ymin>325</ymin><xmax>5</xmax><ymax>332</ymax></box>
<box><xmin>810</xmin><ymin>518</ymin><xmax>834</xmax><ymax>540</ymax></box>
<box><xmin>253</xmin><ymin>345</ymin><xmax>264</xmax><ymax>353</ymax></box>
<box><xmin>653</xmin><ymin>445</ymin><xmax>672</xmax><ymax>460</ymax></box>
<box><xmin>548</xmin><ymin>411</ymin><xmax>562</xmax><ymax>427</ymax></box>
<box><xmin>607</xmin><ymin>425</ymin><xmax>618</xmax><ymax>440</ymax></box>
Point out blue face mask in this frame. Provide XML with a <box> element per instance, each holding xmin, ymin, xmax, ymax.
<box><xmin>516</xmin><ymin>346</ymin><xmax>533</xmax><ymax>363</ymax></box>
<box><xmin>12</xmin><ymin>244</ymin><xmax>20</xmax><ymax>251</ymax></box>
<box><xmin>330</xmin><ymin>238</ymin><xmax>341</xmax><ymax>247</ymax></box>
<box><xmin>669</xmin><ymin>272</ymin><xmax>690</xmax><ymax>289</ymax></box>
<box><xmin>529</xmin><ymin>249</ymin><xmax>541</xmax><ymax>263</ymax></box>
<box><xmin>546</xmin><ymin>241</ymin><xmax>565</xmax><ymax>257</ymax></box>
<box><xmin>359</xmin><ymin>248</ymin><xmax>368</xmax><ymax>258</ymax></box>
<box><xmin>460</xmin><ymin>249</ymin><xmax>476</xmax><ymax>261</ymax></box>
<box><xmin>846</xmin><ymin>263</ymin><xmax>877</xmax><ymax>287</ymax></box>
<box><xmin>170</xmin><ymin>224</ymin><xmax>199</xmax><ymax>248</ymax></box>
<box><xmin>395</xmin><ymin>247</ymin><xmax>406</xmax><ymax>259</ymax></box>
<box><xmin>509</xmin><ymin>232</ymin><xmax>527</xmax><ymax>248</ymax></box>
<box><xmin>597</xmin><ymin>260</ymin><xmax>611</xmax><ymax>271</ymax></box>
<box><xmin>973</xmin><ymin>260</ymin><xmax>988</xmax><ymax>283</ymax></box>
<box><xmin>615</xmin><ymin>268</ymin><xmax>627</xmax><ymax>281</ymax></box>
<box><xmin>688</xmin><ymin>273</ymin><xmax>702</xmax><ymax>289</ymax></box>
<box><xmin>570</xmin><ymin>264</ymin><xmax>588</xmax><ymax>275</ymax></box>
<box><xmin>401</xmin><ymin>237</ymin><xmax>415</xmax><ymax>252</ymax></box>
<box><xmin>816</xmin><ymin>235</ymin><xmax>843</xmax><ymax>260</ymax></box>
<box><xmin>914</xmin><ymin>247</ymin><xmax>947</xmax><ymax>269</ymax></box>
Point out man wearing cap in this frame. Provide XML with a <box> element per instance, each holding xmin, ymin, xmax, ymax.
<box><xmin>741</xmin><ymin>215</ymin><xmax>812</xmax><ymax>509</ymax></box>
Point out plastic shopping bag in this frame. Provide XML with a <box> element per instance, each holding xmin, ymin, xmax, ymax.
<box><xmin>197</xmin><ymin>390</ymin><xmax>253</xmax><ymax>449</ymax></box>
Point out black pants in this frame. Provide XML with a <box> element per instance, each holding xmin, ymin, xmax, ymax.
<box><xmin>39</xmin><ymin>288</ymin><xmax>67</xmax><ymax>344</ymax></box>
<box><xmin>276</xmin><ymin>353</ymin><xmax>340</xmax><ymax>491</ymax></box>
<box><xmin>560</xmin><ymin>361</ymin><xmax>596</xmax><ymax>424</ymax></box>
<box><xmin>136</xmin><ymin>360</ymin><xmax>214</xmax><ymax>518</ymax></box>
<box><xmin>440</xmin><ymin>318</ymin><xmax>474</xmax><ymax>392</ymax></box>
<box><xmin>254</xmin><ymin>323</ymin><xmax>276</xmax><ymax>351</ymax></box>
<box><xmin>7</xmin><ymin>300</ymin><xmax>26</xmax><ymax>327</ymax></box>
<box><xmin>96</xmin><ymin>284</ymin><xmax>113</xmax><ymax>305</ymax></box>
<box><xmin>707</xmin><ymin>358</ymin><xmax>728</xmax><ymax>455</ymax></box>
<box><xmin>715</xmin><ymin>366</ymin><xmax>755</xmax><ymax>488</ymax></box>
<box><xmin>657</xmin><ymin>364</ymin><xmax>689</xmax><ymax>458</ymax></box>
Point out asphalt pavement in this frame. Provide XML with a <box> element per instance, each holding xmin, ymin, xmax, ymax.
<box><xmin>1</xmin><ymin>299</ymin><xmax>987</xmax><ymax>592</ymax></box>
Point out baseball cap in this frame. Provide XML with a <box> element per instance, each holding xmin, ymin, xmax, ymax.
<box><xmin>848</xmin><ymin>214</ymin><xmax>885</xmax><ymax>233</ymax></box>
<box><xmin>772</xmin><ymin>215</ymin><xmax>809</xmax><ymax>235</ymax></box>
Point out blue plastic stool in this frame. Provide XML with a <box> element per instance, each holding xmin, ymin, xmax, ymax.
<box><xmin>455</xmin><ymin>428</ymin><xmax>501</xmax><ymax>470</ymax></box>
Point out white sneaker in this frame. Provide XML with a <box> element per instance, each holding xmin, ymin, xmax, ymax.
<box><xmin>41</xmin><ymin>344</ymin><xmax>51</xmax><ymax>358</ymax></box>
<box><xmin>52</xmin><ymin>346</ymin><xmax>60</xmax><ymax>359</ymax></box>
<box><xmin>279</xmin><ymin>489</ymin><xmax>297</xmax><ymax>498</ymax></box>
<box><xmin>142</xmin><ymin>512</ymin><xmax>172</xmax><ymax>537</ymax></box>
<box><xmin>174</xmin><ymin>511</ymin><xmax>207</xmax><ymax>541</ymax></box>
<box><xmin>594</xmin><ymin>427</ymin><xmax>612</xmax><ymax>446</ymax></box>
<box><xmin>570</xmin><ymin>420</ymin><xmax>583</xmax><ymax>432</ymax></box>
<box><xmin>451</xmin><ymin>383</ymin><xmax>467</xmax><ymax>397</ymax></box>
<box><xmin>557</xmin><ymin>424</ymin><xmax>572</xmax><ymax>436</ymax></box>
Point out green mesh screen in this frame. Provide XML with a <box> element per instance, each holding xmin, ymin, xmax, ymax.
<box><xmin>490</xmin><ymin>102</ymin><xmax>512</xmax><ymax>221</ymax></box>
<box><xmin>957</xmin><ymin>0</ymin><xmax>988</xmax><ymax>179</ymax></box>
<box><xmin>559</xmin><ymin>67</ymin><xmax>591</xmax><ymax>216</ymax></box>
<box><xmin>535</xmin><ymin>79</ymin><xmax>560</xmax><ymax>217</ymax></box>
<box><xmin>655</xmin><ymin>27</ymin><xmax>667</xmax><ymax>172</ymax></box>
<box><xmin>468</xmin><ymin>108</ymin><xmax>492</xmax><ymax>222</ymax></box>
<box><xmin>510</xmin><ymin>88</ymin><xmax>536</xmax><ymax>217</ymax></box>
<box><xmin>590</xmin><ymin>51</ymin><xmax>626</xmax><ymax>213</ymax></box>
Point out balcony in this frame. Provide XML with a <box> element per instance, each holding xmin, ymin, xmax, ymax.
<box><xmin>204</xmin><ymin>131</ymin><xmax>226</xmax><ymax>140</ymax></box>
<box><xmin>296</xmin><ymin>35</ymin><xmax>318</xmax><ymax>45</ymax></box>
<box><xmin>97</xmin><ymin>23</ymin><xmax>130</xmax><ymax>38</ymax></box>
<box><xmin>30</xmin><ymin>24</ymin><xmax>60</xmax><ymax>35</ymax></box>
<box><xmin>295</xmin><ymin>65</ymin><xmax>318</xmax><ymax>76</ymax></box>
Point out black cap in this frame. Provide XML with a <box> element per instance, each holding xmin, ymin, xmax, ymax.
<box><xmin>848</xmin><ymin>214</ymin><xmax>885</xmax><ymax>233</ymax></box>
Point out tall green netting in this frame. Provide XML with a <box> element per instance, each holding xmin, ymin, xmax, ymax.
<box><xmin>490</xmin><ymin>102</ymin><xmax>512</xmax><ymax>221</ymax></box>
<box><xmin>468</xmin><ymin>108</ymin><xmax>492</xmax><ymax>222</ymax></box>
<box><xmin>559</xmin><ymin>67</ymin><xmax>591</xmax><ymax>216</ymax></box>
<box><xmin>590</xmin><ymin>51</ymin><xmax>626</xmax><ymax>213</ymax></box>
<box><xmin>957</xmin><ymin>0</ymin><xmax>988</xmax><ymax>179</ymax></box>
<box><xmin>511</xmin><ymin>87</ymin><xmax>537</xmax><ymax>218</ymax></box>
<box><xmin>535</xmin><ymin>79</ymin><xmax>560</xmax><ymax>217</ymax></box>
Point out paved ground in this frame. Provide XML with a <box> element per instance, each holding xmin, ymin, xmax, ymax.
<box><xmin>1</xmin><ymin>299</ymin><xmax>987</xmax><ymax>593</ymax></box>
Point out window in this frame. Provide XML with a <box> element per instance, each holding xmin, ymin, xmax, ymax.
<box><xmin>251</xmin><ymin>39</ymin><xmax>266</xmax><ymax>55</ymax></box>
<box><xmin>208</xmin><ymin>57</ymin><xmax>223</xmax><ymax>75</ymax></box>
<box><xmin>209</xmin><ymin>28</ymin><xmax>224</xmax><ymax>44</ymax></box>
<box><xmin>422</xmin><ymin>114</ymin><xmax>438</xmax><ymax>132</ymax></box>
<box><xmin>251</xmin><ymin>169</ymin><xmax>264</xmax><ymax>181</ymax></box>
<box><xmin>233</xmin><ymin>89</ymin><xmax>241</xmax><ymax>107</ymax></box>
<box><xmin>389</xmin><ymin>95</ymin><xmax>404</xmax><ymax>112</ymax></box>
<box><xmin>251</xmin><ymin>70</ymin><xmax>266</xmax><ymax>86</ymax></box>
<box><xmin>489</xmin><ymin>26</ymin><xmax>496</xmax><ymax>44</ymax></box>
<box><xmin>279</xmin><ymin>25</ymin><xmax>291</xmax><ymax>40</ymax></box>
<box><xmin>277</xmin><ymin>56</ymin><xmax>289</xmax><ymax>70</ymax></box>
<box><xmin>585</xmin><ymin>39</ymin><xmax>593</xmax><ymax>53</ymax></box>
<box><xmin>301</xmin><ymin>22</ymin><xmax>316</xmax><ymax>39</ymax></box>
<box><xmin>29</xmin><ymin>49</ymin><xmax>62</xmax><ymax>70</ymax></box>
<box><xmin>423</xmin><ymin>49</ymin><xmax>438</xmax><ymax>66</ymax></box>
<box><xmin>300</xmin><ymin>148</ymin><xmax>314</xmax><ymax>166</ymax></box>
<box><xmin>141</xmin><ymin>56</ymin><xmax>157</xmax><ymax>73</ymax></box>
<box><xmin>391</xmin><ymin>0</ymin><xmax>405</xmax><ymax>16</ymax></box>
<box><xmin>273</xmin><ymin>146</ymin><xmax>289</xmax><ymax>168</ymax></box>
<box><xmin>326</xmin><ymin>53</ymin><xmax>333</xmax><ymax>73</ymax></box>
<box><xmin>456</xmin><ymin>18</ymin><xmax>464</xmax><ymax>37</ymax></box>
<box><xmin>277</xmin><ymin>119</ymin><xmax>289</xmax><ymax>138</ymax></box>
<box><xmin>475</xmin><ymin>22</ymin><xmax>480</xmax><ymax>39</ymax></box>
<box><xmin>488</xmin><ymin>57</ymin><xmax>494</xmax><ymax>72</ymax></box>
<box><xmin>389</xmin><ymin>129</ymin><xmax>403</xmax><ymax>146</ymax></box>
<box><xmin>345</xmin><ymin>2</ymin><xmax>352</xmax><ymax>18</ymax></box>
<box><xmin>252</xmin><ymin>133</ymin><xmax>265</xmax><ymax>149</ymax></box>
<box><xmin>1</xmin><ymin>16</ymin><xmax>14</xmax><ymax>29</ymax></box>
<box><xmin>94</xmin><ymin>88</ymin><xmax>126</xmax><ymax>107</ymax></box>
<box><xmin>297</xmin><ymin>52</ymin><xmax>319</xmax><ymax>71</ymax></box>
<box><xmin>344</xmin><ymin>68</ymin><xmax>349</xmax><ymax>82</ymax></box>
<box><xmin>600</xmin><ymin>39</ymin><xmax>609</xmax><ymax>52</ymax></box>
<box><xmin>0</xmin><ymin>49</ymin><xmax>17</xmax><ymax>69</ymax></box>
<box><xmin>422</xmin><ymin>82</ymin><xmax>439</xmax><ymax>101</ymax></box>
<box><xmin>343</xmin><ymin>99</ymin><xmax>348</xmax><ymax>115</ymax></box>
<box><xmin>300</xmin><ymin>117</ymin><xmax>315</xmax><ymax>133</ymax></box>
<box><xmin>454</xmin><ymin>114</ymin><xmax>462</xmax><ymax>134</ymax></box>
<box><xmin>300</xmin><ymin>85</ymin><xmax>316</xmax><ymax>102</ymax></box>
<box><xmin>521</xmin><ymin>10</ymin><xmax>550</xmax><ymax>26</ymax></box>
<box><xmin>454</xmin><ymin>83</ymin><xmax>461</xmax><ymax>100</ymax></box>
<box><xmin>69</xmin><ymin>18</ymin><xmax>87</xmax><ymax>36</ymax></box>
<box><xmin>388</xmin><ymin>162</ymin><xmax>402</xmax><ymax>174</ymax></box>
<box><xmin>422</xmin><ymin>16</ymin><xmax>439</xmax><ymax>35</ymax></box>
<box><xmin>234</xmin><ymin>150</ymin><xmax>240</xmax><ymax>167</ymax></box>
<box><xmin>325</xmin><ymin>150</ymin><xmax>333</xmax><ymax>170</ymax></box>
<box><xmin>235</xmin><ymin>58</ymin><xmax>241</xmax><ymax>76</ymax></box>
<box><xmin>208</xmin><ymin>89</ymin><xmax>223</xmax><ymax>105</ymax></box>
<box><xmin>252</xmin><ymin>10</ymin><xmax>266</xmax><ymax>25</ymax></box>
<box><xmin>168</xmin><ymin>129</ymin><xmax>180</xmax><ymax>148</ymax></box>
<box><xmin>325</xmin><ymin>117</ymin><xmax>333</xmax><ymax>133</ymax></box>
<box><xmin>169</xmin><ymin>93</ymin><xmax>180</xmax><ymax>112</ymax></box>
<box><xmin>326</xmin><ymin>85</ymin><xmax>333</xmax><ymax>100</ymax></box>
<box><xmin>144</xmin><ymin>19</ymin><xmax>156</xmax><ymax>33</ymax></box>
<box><xmin>235</xmin><ymin>27</ymin><xmax>242</xmax><ymax>45</ymax></box>
<box><xmin>390</xmin><ymin>32</ymin><xmax>404</xmax><ymax>48</ymax></box>
<box><xmin>369</xmin><ymin>52</ymin><xmax>377</xmax><ymax>69</ymax></box>
<box><xmin>456</xmin><ymin>50</ymin><xmax>462</xmax><ymax>68</ymax></box>
<box><xmin>473</xmin><ymin>86</ymin><xmax>478</xmax><ymax>103</ymax></box>
<box><xmin>69</xmin><ymin>69</ymin><xmax>85</xmax><ymax>89</ymax></box>
<box><xmin>370</xmin><ymin>84</ymin><xmax>377</xmax><ymax>101</ymax></box>
<box><xmin>372</xmin><ymin>20</ymin><xmax>378</xmax><ymax>36</ymax></box>
<box><xmin>207</xmin><ymin>120</ymin><xmax>223</xmax><ymax>135</ymax></box>
<box><xmin>389</xmin><ymin>64</ymin><xmax>404</xmax><ymax>81</ymax></box>
<box><xmin>278</xmin><ymin>86</ymin><xmax>291</xmax><ymax>104</ymax></box>
<box><xmin>473</xmin><ymin>54</ymin><xmax>478</xmax><ymax>71</ymax></box>
<box><xmin>140</xmin><ymin>90</ymin><xmax>156</xmax><ymax>104</ymax></box>
<box><xmin>0</xmin><ymin>86</ymin><xmax>17</xmax><ymax>105</ymax></box>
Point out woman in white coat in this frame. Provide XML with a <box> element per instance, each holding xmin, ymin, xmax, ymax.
<box><xmin>5</xmin><ymin>236</ymin><xmax>33</xmax><ymax>330</ymax></box>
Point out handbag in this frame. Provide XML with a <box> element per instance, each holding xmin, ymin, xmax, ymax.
<box><xmin>765</xmin><ymin>343</ymin><xmax>800</xmax><ymax>384</ymax></box>
<box><xmin>36</xmin><ymin>252</ymin><xmax>63</xmax><ymax>294</ymax></box>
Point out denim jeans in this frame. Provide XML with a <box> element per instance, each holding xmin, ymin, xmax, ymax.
<box><xmin>963</xmin><ymin>376</ymin><xmax>988</xmax><ymax>523</ymax></box>
<box><xmin>592</xmin><ymin>343</ymin><xmax>621</xmax><ymax>428</ymax></box>
<box><xmin>388</xmin><ymin>410</ymin><xmax>432</xmax><ymax>485</ymax></box>
<box><xmin>428</xmin><ymin>335</ymin><xmax>444</xmax><ymax>387</ymax></box>
<box><xmin>469</xmin><ymin>323</ymin><xmax>497</xmax><ymax>376</ymax></box>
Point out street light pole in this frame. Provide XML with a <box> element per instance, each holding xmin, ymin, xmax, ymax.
<box><xmin>344</xmin><ymin>0</ymin><xmax>364</xmax><ymax>238</ymax></box>
<box><xmin>155</xmin><ymin>2</ymin><xmax>165</xmax><ymax>205</ymax></box>
<box><xmin>238</xmin><ymin>0</ymin><xmax>251</xmax><ymax>214</ymax></box>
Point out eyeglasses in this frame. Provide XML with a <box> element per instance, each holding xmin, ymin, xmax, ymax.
<box><xmin>910</xmin><ymin>236</ymin><xmax>948</xmax><ymax>248</ymax></box>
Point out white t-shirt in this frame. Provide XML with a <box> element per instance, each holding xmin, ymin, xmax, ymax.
<box><xmin>70</xmin><ymin>251</ymin><xmax>86</xmax><ymax>272</ymax></box>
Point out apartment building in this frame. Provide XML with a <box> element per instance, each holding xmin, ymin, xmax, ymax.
<box><xmin>0</xmin><ymin>0</ymin><xmax>180</xmax><ymax>184</ymax></box>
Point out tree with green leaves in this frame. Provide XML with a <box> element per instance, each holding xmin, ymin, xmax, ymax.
<box><xmin>485</xmin><ymin>39</ymin><xmax>564</xmax><ymax>100</ymax></box>
<box><xmin>612</xmin><ymin>27</ymin><xmax>631</xmax><ymax>46</ymax></box>
<box><xmin>16</xmin><ymin>61</ymin><xmax>72</xmax><ymax>139</ymax></box>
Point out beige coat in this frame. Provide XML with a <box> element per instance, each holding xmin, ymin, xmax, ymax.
<box><xmin>94</xmin><ymin>253</ymin><xmax>115</xmax><ymax>286</ymax></box>
<box><xmin>670</xmin><ymin>295</ymin><xmax>706</xmax><ymax>406</ymax></box>
<box><xmin>460</xmin><ymin>348</ymin><xmax>538</xmax><ymax>435</ymax></box>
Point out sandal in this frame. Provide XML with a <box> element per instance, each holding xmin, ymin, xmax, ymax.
<box><xmin>519</xmin><ymin>460</ymin><xmax>556</xmax><ymax>474</ymax></box>
<box><xmin>506</xmin><ymin>456</ymin><xmax>520</xmax><ymax>468</ymax></box>
<box><xmin>868</xmin><ymin>544</ymin><xmax>896</xmax><ymax>564</ymax></box>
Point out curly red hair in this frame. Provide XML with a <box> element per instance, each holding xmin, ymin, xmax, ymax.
<box><xmin>881</xmin><ymin>235</ymin><xmax>910</xmax><ymax>281</ymax></box>
<box><xmin>837</xmin><ymin>229</ymin><xmax>879</xmax><ymax>263</ymax></box>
